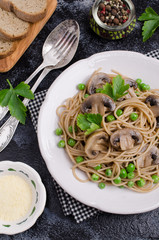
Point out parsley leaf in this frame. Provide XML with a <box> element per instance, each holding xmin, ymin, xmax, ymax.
<box><xmin>85</xmin><ymin>123</ymin><xmax>100</xmax><ymax>135</ymax></box>
<box><xmin>76</xmin><ymin>114</ymin><xmax>91</xmax><ymax>130</ymax></box>
<box><xmin>77</xmin><ymin>113</ymin><xmax>102</xmax><ymax>135</ymax></box>
<box><xmin>100</xmin><ymin>75</ymin><xmax>129</xmax><ymax>101</ymax></box>
<box><xmin>112</xmin><ymin>75</ymin><xmax>129</xmax><ymax>101</ymax></box>
<box><xmin>0</xmin><ymin>79</ymin><xmax>34</xmax><ymax>124</ymax></box>
<box><xmin>138</xmin><ymin>7</ymin><xmax>159</xmax><ymax>42</ymax></box>
<box><xmin>86</xmin><ymin>113</ymin><xmax>102</xmax><ymax>127</ymax></box>
<box><xmin>101</xmin><ymin>83</ymin><xmax>114</xmax><ymax>99</ymax></box>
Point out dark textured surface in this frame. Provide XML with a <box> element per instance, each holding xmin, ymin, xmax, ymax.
<box><xmin>0</xmin><ymin>0</ymin><xmax>159</xmax><ymax>239</ymax></box>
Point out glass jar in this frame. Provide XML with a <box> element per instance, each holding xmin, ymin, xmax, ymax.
<box><xmin>89</xmin><ymin>0</ymin><xmax>136</xmax><ymax>40</ymax></box>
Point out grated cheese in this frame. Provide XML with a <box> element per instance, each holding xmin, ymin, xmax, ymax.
<box><xmin>0</xmin><ymin>175</ymin><xmax>32</xmax><ymax>222</ymax></box>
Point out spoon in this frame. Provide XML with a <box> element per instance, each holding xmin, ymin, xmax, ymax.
<box><xmin>0</xmin><ymin>19</ymin><xmax>80</xmax><ymax>120</ymax></box>
<box><xmin>0</xmin><ymin>19</ymin><xmax>80</xmax><ymax>152</ymax></box>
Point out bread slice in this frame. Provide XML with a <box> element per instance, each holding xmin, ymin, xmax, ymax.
<box><xmin>0</xmin><ymin>0</ymin><xmax>47</xmax><ymax>23</ymax></box>
<box><xmin>0</xmin><ymin>39</ymin><xmax>16</xmax><ymax>58</ymax></box>
<box><xmin>0</xmin><ymin>8</ymin><xmax>30</xmax><ymax>41</ymax></box>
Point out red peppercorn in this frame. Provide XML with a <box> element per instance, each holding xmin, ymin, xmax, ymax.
<box><xmin>123</xmin><ymin>4</ymin><xmax>126</xmax><ymax>7</ymax></box>
<box><xmin>100</xmin><ymin>8</ymin><xmax>105</xmax><ymax>15</ymax></box>
<box><xmin>127</xmin><ymin>9</ymin><xmax>130</xmax><ymax>13</ymax></box>
<box><xmin>123</xmin><ymin>19</ymin><xmax>126</xmax><ymax>23</ymax></box>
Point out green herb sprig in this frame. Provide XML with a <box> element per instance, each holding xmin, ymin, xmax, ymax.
<box><xmin>138</xmin><ymin>7</ymin><xmax>159</xmax><ymax>42</ymax></box>
<box><xmin>77</xmin><ymin>113</ymin><xmax>102</xmax><ymax>135</ymax></box>
<box><xmin>97</xmin><ymin>75</ymin><xmax>129</xmax><ymax>101</ymax></box>
<box><xmin>0</xmin><ymin>79</ymin><xmax>34</xmax><ymax>124</ymax></box>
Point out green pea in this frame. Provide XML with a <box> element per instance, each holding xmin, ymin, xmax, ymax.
<box><xmin>75</xmin><ymin>156</ymin><xmax>84</xmax><ymax>163</ymax></box>
<box><xmin>96</xmin><ymin>88</ymin><xmax>102</xmax><ymax>93</ymax></box>
<box><xmin>126</xmin><ymin>163</ymin><xmax>135</xmax><ymax>173</ymax></box>
<box><xmin>128</xmin><ymin>172</ymin><xmax>135</xmax><ymax>179</ymax></box>
<box><xmin>116</xmin><ymin>109</ymin><xmax>123</xmax><ymax>117</ymax></box>
<box><xmin>105</xmin><ymin>169</ymin><xmax>112</xmax><ymax>177</ymax></box>
<box><xmin>68</xmin><ymin>125</ymin><xmax>77</xmax><ymax>133</ymax></box>
<box><xmin>91</xmin><ymin>173</ymin><xmax>99</xmax><ymax>181</ymax></box>
<box><xmin>98</xmin><ymin>182</ymin><xmax>106</xmax><ymax>189</ymax></box>
<box><xmin>127</xmin><ymin>181</ymin><xmax>134</xmax><ymax>188</ymax></box>
<box><xmin>144</xmin><ymin>84</ymin><xmax>150</xmax><ymax>91</ymax></box>
<box><xmin>106</xmin><ymin>115</ymin><xmax>116</xmax><ymax>122</ymax></box>
<box><xmin>136</xmin><ymin>79</ymin><xmax>142</xmax><ymax>84</ymax></box>
<box><xmin>135</xmin><ymin>91</ymin><xmax>140</xmax><ymax>96</ymax></box>
<box><xmin>55</xmin><ymin>128</ymin><xmax>63</xmax><ymax>136</ymax></box>
<box><xmin>119</xmin><ymin>185</ymin><xmax>125</xmax><ymax>188</ymax></box>
<box><xmin>120</xmin><ymin>169</ymin><xmax>127</xmax><ymax>178</ymax></box>
<box><xmin>68</xmin><ymin>138</ymin><xmax>76</xmax><ymax>147</ymax></box>
<box><xmin>94</xmin><ymin>164</ymin><xmax>102</xmax><ymax>170</ymax></box>
<box><xmin>152</xmin><ymin>175</ymin><xmax>159</xmax><ymax>183</ymax></box>
<box><xmin>58</xmin><ymin>140</ymin><xmax>65</xmax><ymax>148</ymax></box>
<box><xmin>78</xmin><ymin>83</ymin><xmax>85</xmax><ymax>90</ymax></box>
<box><xmin>137</xmin><ymin>178</ymin><xmax>145</xmax><ymax>187</ymax></box>
<box><xmin>140</xmin><ymin>83</ymin><xmax>150</xmax><ymax>91</ymax></box>
<box><xmin>113</xmin><ymin>176</ymin><xmax>121</xmax><ymax>184</ymax></box>
<box><xmin>130</xmin><ymin>113</ymin><xmax>138</xmax><ymax>121</ymax></box>
<box><xmin>84</xmin><ymin>94</ymin><xmax>90</xmax><ymax>98</ymax></box>
<box><xmin>68</xmin><ymin>126</ymin><xmax>73</xmax><ymax>133</ymax></box>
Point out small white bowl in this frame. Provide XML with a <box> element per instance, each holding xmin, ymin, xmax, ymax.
<box><xmin>0</xmin><ymin>161</ymin><xmax>46</xmax><ymax>235</ymax></box>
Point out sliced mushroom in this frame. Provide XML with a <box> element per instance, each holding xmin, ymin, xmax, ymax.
<box><xmin>124</xmin><ymin>78</ymin><xmax>138</xmax><ymax>89</ymax></box>
<box><xmin>157</xmin><ymin>117</ymin><xmax>159</xmax><ymax>128</ymax></box>
<box><xmin>145</xmin><ymin>95</ymin><xmax>159</xmax><ymax>128</ymax></box>
<box><xmin>145</xmin><ymin>95</ymin><xmax>159</xmax><ymax>118</ymax></box>
<box><xmin>85</xmin><ymin>131</ymin><xmax>109</xmax><ymax>159</ymax></box>
<box><xmin>87</xmin><ymin>72</ymin><xmax>111</xmax><ymax>94</ymax></box>
<box><xmin>138</xmin><ymin>146</ymin><xmax>159</xmax><ymax>168</ymax></box>
<box><xmin>81</xmin><ymin>93</ymin><xmax>116</xmax><ymax>115</ymax></box>
<box><xmin>110</xmin><ymin>128</ymin><xmax>143</xmax><ymax>151</ymax></box>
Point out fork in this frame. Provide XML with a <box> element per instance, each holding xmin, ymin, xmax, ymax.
<box><xmin>0</xmin><ymin>29</ymin><xmax>77</xmax><ymax>121</ymax></box>
<box><xmin>0</xmin><ymin>31</ymin><xmax>78</xmax><ymax>152</ymax></box>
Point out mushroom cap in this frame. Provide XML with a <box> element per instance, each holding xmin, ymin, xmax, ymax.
<box><xmin>145</xmin><ymin>95</ymin><xmax>159</xmax><ymax>118</ymax></box>
<box><xmin>138</xmin><ymin>146</ymin><xmax>159</xmax><ymax>168</ymax></box>
<box><xmin>85</xmin><ymin>131</ymin><xmax>109</xmax><ymax>159</ymax></box>
<box><xmin>87</xmin><ymin>72</ymin><xmax>111</xmax><ymax>94</ymax></box>
<box><xmin>145</xmin><ymin>95</ymin><xmax>159</xmax><ymax>106</ymax></box>
<box><xmin>110</xmin><ymin>128</ymin><xmax>143</xmax><ymax>150</ymax></box>
<box><xmin>81</xmin><ymin>93</ymin><xmax>116</xmax><ymax>116</ymax></box>
<box><xmin>124</xmin><ymin>78</ymin><xmax>138</xmax><ymax>89</ymax></box>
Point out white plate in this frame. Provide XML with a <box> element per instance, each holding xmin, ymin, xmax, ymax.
<box><xmin>38</xmin><ymin>51</ymin><xmax>159</xmax><ymax>214</ymax></box>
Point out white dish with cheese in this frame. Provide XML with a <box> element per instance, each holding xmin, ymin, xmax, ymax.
<box><xmin>0</xmin><ymin>161</ymin><xmax>46</xmax><ymax>235</ymax></box>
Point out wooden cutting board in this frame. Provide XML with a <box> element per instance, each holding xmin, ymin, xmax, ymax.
<box><xmin>0</xmin><ymin>0</ymin><xmax>57</xmax><ymax>72</ymax></box>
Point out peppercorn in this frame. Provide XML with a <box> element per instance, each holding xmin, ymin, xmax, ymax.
<box><xmin>113</xmin><ymin>18</ymin><xmax>119</xmax><ymax>25</ymax></box>
<box><xmin>100</xmin><ymin>15</ymin><xmax>105</xmax><ymax>22</ymax></box>
<box><xmin>106</xmin><ymin>5</ymin><xmax>111</xmax><ymax>11</ymax></box>
<box><xmin>112</xmin><ymin>9</ymin><xmax>117</xmax><ymax>16</ymax></box>
<box><xmin>99</xmin><ymin>2</ymin><xmax>105</xmax><ymax>10</ymax></box>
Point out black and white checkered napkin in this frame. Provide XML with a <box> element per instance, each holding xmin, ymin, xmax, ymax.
<box><xmin>28</xmin><ymin>49</ymin><xmax>159</xmax><ymax>223</ymax></box>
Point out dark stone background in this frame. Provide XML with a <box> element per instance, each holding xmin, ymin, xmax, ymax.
<box><xmin>0</xmin><ymin>0</ymin><xmax>159</xmax><ymax>239</ymax></box>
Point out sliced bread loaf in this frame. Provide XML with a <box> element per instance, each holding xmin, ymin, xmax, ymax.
<box><xmin>0</xmin><ymin>39</ymin><xmax>16</xmax><ymax>58</ymax></box>
<box><xmin>0</xmin><ymin>8</ymin><xmax>30</xmax><ymax>41</ymax></box>
<box><xmin>0</xmin><ymin>0</ymin><xmax>47</xmax><ymax>23</ymax></box>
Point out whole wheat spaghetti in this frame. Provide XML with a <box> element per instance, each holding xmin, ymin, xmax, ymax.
<box><xmin>56</xmin><ymin>70</ymin><xmax>159</xmax><ymax>193</ymax></box>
